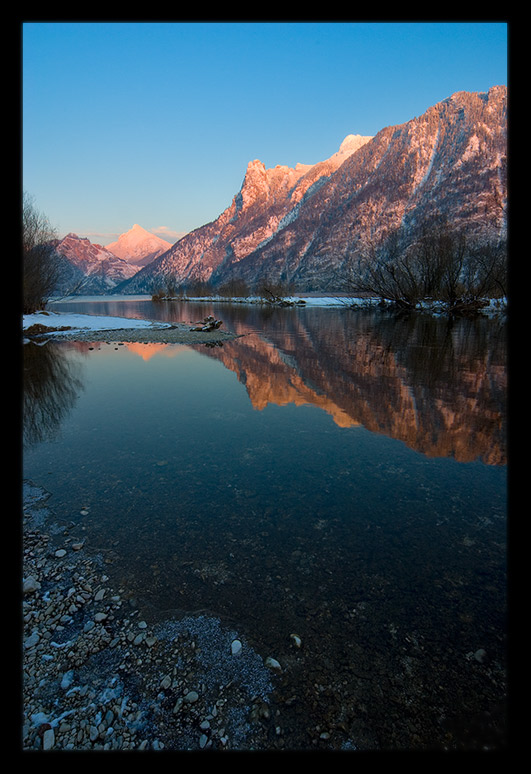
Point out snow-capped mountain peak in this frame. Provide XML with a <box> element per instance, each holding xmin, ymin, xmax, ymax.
<box><xmin>105</xmin><ymin>224</ymin><xmax>172</xmax><ymax>267</ymax></box>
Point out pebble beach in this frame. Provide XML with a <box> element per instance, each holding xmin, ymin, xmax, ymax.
<box><xmin>22</xmin><ymin>482</ymin><xmax>280</xmax><ymax>752</ymax></box>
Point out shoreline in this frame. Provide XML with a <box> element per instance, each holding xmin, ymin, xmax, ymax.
<box><xmin>23</xmin><ymin>321</ymin><xmax>241</xmax><ymax>346</ymax></box>
<box><xmin>22</xmin><ymin>482</ymin><xmax>278</xmax><ymax>751</ymax></box>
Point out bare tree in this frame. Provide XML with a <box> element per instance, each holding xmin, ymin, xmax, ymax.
<box><xmin>256</xmin><ymin>276</ymin><xmax>295</xmax><ymax>305</ymax></box>
<box><xmin>23</xmin><ymin>192</ymin><xmax>59</xmax><ymax>313</ymax></box>
<box><xmin>344</xmin><ymin>230</ymin><xmax>422</xmax><ymax>309</ymax></box>
<box><xmin>344</xmin><ymin>222</ymin><xmax>507</xmax><ymax>315</ymax></box>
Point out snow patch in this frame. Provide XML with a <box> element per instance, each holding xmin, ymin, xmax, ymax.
<box><xmin>22</xmin><ymin>310</ymin><xmax>173</xmax><ymax>335</ymax></box>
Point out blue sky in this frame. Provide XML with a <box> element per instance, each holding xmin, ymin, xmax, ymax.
<box><xmin>22</xmin><ymin>21</ymin><xmax>508</xmax><ymax>246</ymax></box>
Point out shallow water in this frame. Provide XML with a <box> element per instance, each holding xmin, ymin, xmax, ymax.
<box><xmin>23</xmin><ymin>297</ymin><xmax>507</xmax><ymax>750</ymax></box>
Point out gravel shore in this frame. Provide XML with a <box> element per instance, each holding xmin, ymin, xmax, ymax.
<box><xmin>24</xmin><ymin>322</ymin><xmax>240</xmax><ymax>346</ymax></box>
<box><xmin>22</xmin><ymin>482</ymin><xmax>279</xmax><ymax>752</ymax></box>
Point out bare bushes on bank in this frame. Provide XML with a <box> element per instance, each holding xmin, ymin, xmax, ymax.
<box><xmin>343</xmin><ymin>224</ymin><xmax>507</xmax><ymax>315</ymax></box>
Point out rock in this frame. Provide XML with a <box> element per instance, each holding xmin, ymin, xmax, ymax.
<box><xmin>290</xmin><ymin>633</ymin><xmax>302</xmax><ymax>648</ymax></box>
<box><xmin>265</xmin><ymin>656</ymin><xmax>282</xmax><ymax>672</ymax></box>
<box><xmin>55</xmin><ymin>549</ymin><xmax>67</xmax><ymax>558</ymax></box>
<box><xmin>184</xmin><ymin>690</ymin><xmax>199</xmax><ymax>703</ymax></box>
<box><xmin>42</xmin><ymin>727</ymin><xmax>55</xmax><ymax>750</ymax></box>
<box><xmin>23</xmin><ymin>576</ymin><xmax>41</xmax><ymax>595</ymax></box>
<box><xmin>24</xmin><ymin>631</ymin><xmax>40</xmax><ymax>649</ymax></box>
<box><xmin>231</xmin><ymin>639</ymin><xmax>242</xmax><ymax>655</ymax></box>
<box><xmin>61</xmin><ymin>670</ymin><xmax>75</xmax><ymax>689</ymax></box>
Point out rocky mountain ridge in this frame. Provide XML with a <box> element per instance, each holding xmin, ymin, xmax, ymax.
<box><xmin>51</xmin><ymin>233</ymin><xmax>138</xmax><ymax>295</ymax></box>
<box><xmin>51</xmin><ymin>225</ymin><xmax>173</xmax><ymax>295</ymax></box>
<box><xmin>118</xmin><ymin>86</ymin><xmax>506</xmax><ymax>294</ymax></box>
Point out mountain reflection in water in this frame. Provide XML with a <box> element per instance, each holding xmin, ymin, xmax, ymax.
<box><xmin>45</xmin><ymin>299</ymin><xmax>506</xmax><ymax>465</ymax></box>
<box><xmin>195</xmin><ymin>308</ymin><xmax>506</xmax><ymax>465</ymax></box>
<box><xmin>23</xmin><ymin>300</ymin><xmax>507</xmax><ymax>750</ymax></box>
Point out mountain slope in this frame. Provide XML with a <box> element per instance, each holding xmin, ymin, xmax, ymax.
<box><xmin>51</xmin><ymin>233</ymin><xmax>138</xmax><ymax>295</ymax></box>
<box><xmin>117</xmin><ymin>134</ymin><xmax>372</xmax><ymax>293</ymax></box>
<box><xmin>118</xmin><ymin>86</ymin><xmax>507</xmax><ymax>294</ymax></box>
<box><xmin>227</xmin><ymin>86</ymin><xmax>507</xmax><ymax>290</ymax></box>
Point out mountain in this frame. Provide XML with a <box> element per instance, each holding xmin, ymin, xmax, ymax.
<box><xmin>51</xmin><ymin>233</ymin><xmax>138</xmax><ymax>295</ymax></box>
<box><xmin>105</xmin><ymin>224</ymin><xmax>173</xmax><ymax>267</ymax></box>
<box><xmin>116</xmin><ymin>134</ymin><xmax>373</xmax><ymax>293</ymax></box>
<box><xmin>118</xmin><ymin>86</ymin><xmax>507</xmax><ymax>295</ymax></box>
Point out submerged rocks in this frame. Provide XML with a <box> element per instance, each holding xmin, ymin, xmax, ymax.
<box><xmin>265</xmin><ymin>656</ymin><xmax>282</xmax><ymax>672</ymax></box>
<box><xmin>22</xmin><ymin>482</ymin><xmax>278</xmax><ymax>751</ymax></box>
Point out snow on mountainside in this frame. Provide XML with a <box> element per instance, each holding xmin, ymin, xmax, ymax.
<box><xmin>234</xmin><ymin>86</ymin><xmax>507</xmax><ymax>291</ymax></box>
<box><xmin>105</xmin><ymin>224</ymin><xmax>173</xmax><ymax>267</ymax></box>
<box><xmin>118</xmin><ymin>86</ymin><xmax>507</xmax><ymax>295</ymax></box>
<box><xmin>51</xmin><ymin>233</ymin><xmax>139</xmax><ymax>296</ymax></box>
<box><xmin>50</xmin><ymin>226</ymin><xmax>173</xmax><ymax>296</ymax></box>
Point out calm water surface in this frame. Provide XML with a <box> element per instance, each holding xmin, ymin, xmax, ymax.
<box><xmin>23</xmin><ymin>297</ymin><xmax>507</xmax><ymax>750</ymax></box>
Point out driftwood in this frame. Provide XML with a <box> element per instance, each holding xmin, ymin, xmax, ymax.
<box><xmin>190</xmin><ymin>315</ymin><xmax>224</xmax><ymax>332</ymax></box>
<box><xmin>261</xmin><ymin>288</ymin><xmax>306</xmax><ymax>307</ymax></box>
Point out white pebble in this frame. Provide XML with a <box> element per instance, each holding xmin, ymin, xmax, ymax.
<box><xmin>231</xmin><ymin>639</ymin><xmax>242</xmax><ymax>655</ymax></box>
<box><xmin>265</xmin><ymin>656</ymin><xmax>282</xmax><ymax>671</ymax></box>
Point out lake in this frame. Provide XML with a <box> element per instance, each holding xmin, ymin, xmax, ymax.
<box><xmin>23</xmin><ymin>296</ymin><xmax>507</xmax><ymax>750</ymax></box>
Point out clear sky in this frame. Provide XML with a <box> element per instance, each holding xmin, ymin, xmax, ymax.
<box><xmin>22</xmin><ymin>21</ymin><xmax>508</xmax><ymax>246</ymax></box>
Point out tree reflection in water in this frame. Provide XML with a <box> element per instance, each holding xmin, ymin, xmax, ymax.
<box><xmin>23</xmin><ymin>341</ymin><xmax>85</xmax><ymax>449</ymax></box>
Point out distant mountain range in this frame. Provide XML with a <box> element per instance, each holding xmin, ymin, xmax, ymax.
<box><xmin>51</xmin><ymin>225</ymin><xmax>172</xmax><ymax>295</ymax></box>
<box><xmin>51</xmin><ymin>86</ymin><xmax>507</xmax><ymax>296</ymax></box>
